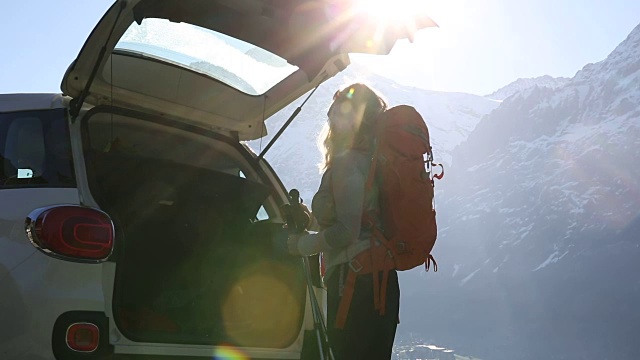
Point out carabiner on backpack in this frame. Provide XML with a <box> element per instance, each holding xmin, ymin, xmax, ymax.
<box><xmin>431</xmin><ymin>162</ymin><xmax>444</xmax><ymax>180</ymax></box>
<box><xmin>425</xmin><ymin>160</ymin><xmax>444</xmax><ymax>180</ymax></box>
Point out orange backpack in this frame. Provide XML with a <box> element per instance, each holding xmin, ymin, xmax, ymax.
<box><xmin>334</xmin><ymin>105</ymin><xmax>443</xmax><ymax>329</ymax></box>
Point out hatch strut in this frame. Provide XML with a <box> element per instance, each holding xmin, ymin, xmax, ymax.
<box><xmin>70</xmin><ymin>1</ymin><xmax>127</xmax><ymax>119</ymax></box>
<box><xmin>257</xmin><ymin>76</ymin><xmax>325</xmax><ymax>161</ymax></box>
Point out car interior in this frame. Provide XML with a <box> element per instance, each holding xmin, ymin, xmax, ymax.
<box><xmin>82</xmin><ymin>111</ymin><xmax>305</xmax><ymax>347</ymax></box>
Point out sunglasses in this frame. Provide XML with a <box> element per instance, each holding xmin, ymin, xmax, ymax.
<box><xmin>333</xmin><ymin>87</ymin><xmax>356</xmax><ymax>101</ymax></box>
<box><xmin>328</xmin><ymin>87</ymin><xmax>359</xmax><ymax>118</ymax></box>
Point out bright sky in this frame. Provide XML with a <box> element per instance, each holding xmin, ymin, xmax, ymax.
<box><xmin>1</xmin><ymin>0</ymin><xmax>639</xmax><ymax>96</ymax></box>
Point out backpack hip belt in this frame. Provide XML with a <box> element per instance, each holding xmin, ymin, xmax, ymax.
<box><xmin>334</xmin><ymin>234</ymin><xmax>396</xmax><ymax>329</ymax></box>
<box><xmin>334</xmin><ymin>226</ymin><xmax>438</xmax><ymax>329</ymax></box>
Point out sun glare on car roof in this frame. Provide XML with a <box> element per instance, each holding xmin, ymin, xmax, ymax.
<box><xmin>114</xmin><ymin>19</ymin><xmax>298</xmax><ymax>96</ymax></box>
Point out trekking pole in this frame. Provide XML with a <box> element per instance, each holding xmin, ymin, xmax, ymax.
<box><xmin>302</xmin><ymin>256</ymin><xmax>335</xmax><ymax>360</ymax></box>
<box><xmin>302</xmin><ymin>256</ymin><xmax>327</xmax><ymax>360</ymax></box>
<box><xmin>283</xmin><ymin>189</ymin><xmax>335</xmax><ymax>360</ymax></box>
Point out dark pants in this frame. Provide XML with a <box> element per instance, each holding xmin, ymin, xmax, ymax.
<box><xmin>326</xmin><ymin>265</ymin><xmax>400</xmax><ymax>360</ymax></box>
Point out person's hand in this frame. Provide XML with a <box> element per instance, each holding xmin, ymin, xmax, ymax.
<box><xmin>288</xmin><ymin>232</ymin><xmax>323</xmax><ymax>256</ymax></box>
<box><xmin>287</xmin><ymin>233</ymin><xmax>304</xmax><ymax>256</ymax></box>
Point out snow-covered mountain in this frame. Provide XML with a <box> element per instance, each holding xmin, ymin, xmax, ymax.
<box><xmin>248</xmin><ymin>22</ymin><xmax>640</xmax><ymax>360</ymax></box>
<box><xmin>485</xmin><ymin>75</ymin><xmax>570</xmax><ymax>101</ymax></box>
<box><xmin>399</xmin><ymin>23</ymin><xmax>640</xmax><ymax>360</ymax></box>
<box><xmin>247</xmin><ymin>63</ymin><xmax>500</xmax><ymax>201</ymax></box>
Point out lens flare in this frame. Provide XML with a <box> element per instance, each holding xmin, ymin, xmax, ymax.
<box><xmin>346</xmin><ymin>87</ymin><xmax>355</xmax><ymax>99</ymax></box>
<box><xmin>213</xmin><ymin>345</ymin><xmax>248</xmax><ymax>360</ymax></box>
<box><xmin>222</xmin><ymin>261</ymin><xmax>302</xmax><ymax>347</ymax></box>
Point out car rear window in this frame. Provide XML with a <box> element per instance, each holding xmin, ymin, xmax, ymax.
<box><xmin>0</xmin><ymin>109</ymin><xmax>75</xmax><ymax>188</ymax></box>
<box><xmin>114</xmin><ymin>18</ymin><xmax>298</xmax><ymax>96</ymax></box>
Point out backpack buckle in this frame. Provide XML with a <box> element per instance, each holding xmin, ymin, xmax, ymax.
<box><xmin>348</xmin><ymin>259</ymin><xmax>363</xmax><ymax>273</ymax></box>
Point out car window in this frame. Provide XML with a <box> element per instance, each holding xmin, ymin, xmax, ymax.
<box><xmin>114</xmin><ymin>18</ymin><xmax>298</xmax><ymax>96</ymax></box>
<box><xmin>0</xmin><ymin>109</ymin><xmax>75</xmax><ymax>188</ymax></box>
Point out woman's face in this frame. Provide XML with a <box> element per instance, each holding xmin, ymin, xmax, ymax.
<box><xmin>327</xmin><ymin>98</ymin><xmax>366</xmax><ymax>135</ymax></box>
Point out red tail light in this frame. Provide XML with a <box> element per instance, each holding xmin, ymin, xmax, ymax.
<box><xmin>66</xmin><ymin>323</ymin><xmax>100</xmax><ymax>352</ymax></box>
<box><xmin>26</xmin><ymin>205</ymin><xmax>114</xmax><ymax>261</ymax></box>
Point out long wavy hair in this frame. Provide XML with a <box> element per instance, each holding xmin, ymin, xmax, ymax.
<box><xmin>318</xmin><ymin>83</ymin><xmax>388</xmax><ymax>172</ymax></box>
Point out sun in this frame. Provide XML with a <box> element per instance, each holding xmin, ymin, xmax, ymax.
<box><xmin>355</xmin><ymin>0</ymin><xmax>429</xmax><ymax>23</ymax></box>
<box><xmin>352</xmin><ymin>0</ymin><xmax>442</xmax><ymax>45</ymax></box>
<box><xmin>353</xmin><ymin>0</ymin><xmax>468</xmax><ymax>32</ymax></box>
<box><xmin>348</xmin><ymin>0</ymin><xmax>465</xmax><ymax>87</ymax></box>
<box><xmin>350</xmin><ymin>0</ymin><xmax>471</xmax><ymax>52</ymax></box>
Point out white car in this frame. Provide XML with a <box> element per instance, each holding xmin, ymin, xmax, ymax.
<box><xmin>0</xmin><ymin>1</ymin><xmax>434</xmax><ymax>359</ymax></box>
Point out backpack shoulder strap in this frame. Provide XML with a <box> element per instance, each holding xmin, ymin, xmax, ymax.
<box><xmin>362</xmin><ymin>144</ymin><xmax>379</xmax><ymax>227</ymax></box>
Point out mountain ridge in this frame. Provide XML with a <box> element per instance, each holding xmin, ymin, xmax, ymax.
<box><xmin>397</xmin><ymin>21</ymin><xmax>640</xmax><ymax>360</ymax></box>
<box><xmin>485</xmin><ymin>75</ymin><xmax>570</xmax><ymax>101</ymax></box>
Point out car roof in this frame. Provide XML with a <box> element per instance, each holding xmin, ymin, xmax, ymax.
<box><xmin>0</xmin><ymin>93</ymin><xmax>68</xmax><ymax>113</ymax></box>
